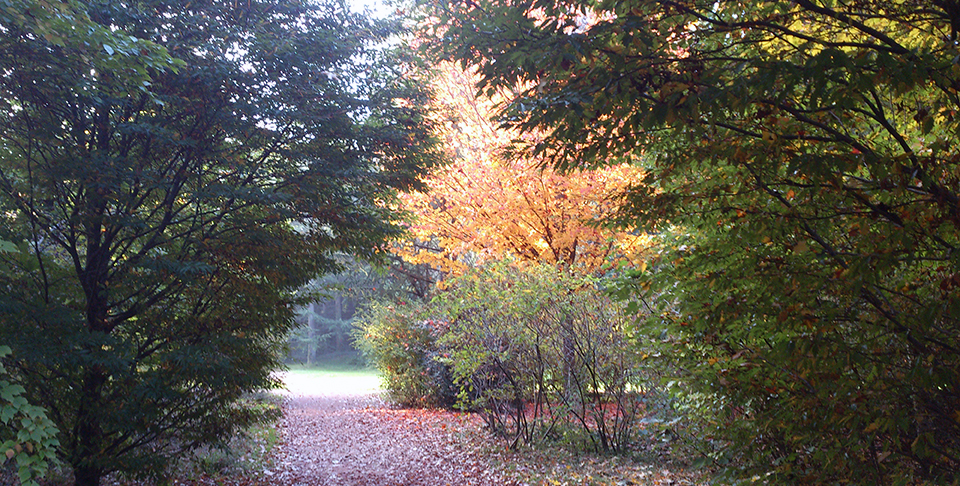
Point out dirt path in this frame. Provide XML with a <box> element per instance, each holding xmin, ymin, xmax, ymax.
<box><xmin>270</xmin><ymin>373</ymin><xmax>518</xmax><ymax>486</ymax></box>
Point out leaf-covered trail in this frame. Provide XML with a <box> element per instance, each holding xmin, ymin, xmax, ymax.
<box><xmin>271</xmin><ymin>372</ymin><xmax>518</xmax><ymax>486</ymax></box>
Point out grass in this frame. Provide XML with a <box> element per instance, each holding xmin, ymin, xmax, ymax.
<box><xmin>284</xmin><ymin>362</ymin><xmax>378</xmax><ymax>377</ymax></box>
<box><xmin>281</xmin><ymin>352</ymin><xmax>382</xmax><ymax>395</ymax></box>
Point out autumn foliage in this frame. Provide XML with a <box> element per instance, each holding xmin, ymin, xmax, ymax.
<box><xmin>397</xmin><ymin>63</ymin><xmax>646</xmax><ymax>274</ymax></box>
<box><xmin>425</xmin><ymin>0</ymin><xmax>960</xmax><ymax>483</ymax></box>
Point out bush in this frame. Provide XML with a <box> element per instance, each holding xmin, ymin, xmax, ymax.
<box><xmin>353</xmin><ymin>260</ymin><xmax>659</xmax><ymax>452</ymax></box>
<box><xmin>352</xmin><ymin>300</ymin><xmax>456</xmax><ymax>407</ymax></box>
<box><xmin>436</xmin><ymin>262</ymin><xmax>648</xmax><ymax>452</ymax></box>
<box><xmin>0</xmin><ymin>345</ymin><xmax>60</xmax><ymax>486</ymax></box>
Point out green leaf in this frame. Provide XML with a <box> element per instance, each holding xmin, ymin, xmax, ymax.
<box><xmin>0</xmin><ymin>240</ymin><xmax>17</xmax><ymax>254</ymax></box>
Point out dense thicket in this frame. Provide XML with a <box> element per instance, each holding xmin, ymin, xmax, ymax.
<box><xmin>424</xmin><ymin>0</ymin><xmax>960</xmax><ymax>483</ymax></box>
<box><xmin>0</xmin><ymin>1</ymin><xmax>439</xmax><ymax>484</ymax></box>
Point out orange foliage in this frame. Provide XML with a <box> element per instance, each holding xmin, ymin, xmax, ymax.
<box><xmin>398</xmin><ymin>63</ymin><xmax>646</xmax><ymax>274</ymax></box>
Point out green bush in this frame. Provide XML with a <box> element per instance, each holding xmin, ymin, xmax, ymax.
<box><xmin>353</xmin><ymin>300</ymin><xmax>455</xmax><ymax>407</ymax></box>
<box><xmin>0</xmin><ymin>345</ymin><xmax>60</xmax><ymax>486</ymax></box>
<box><xmin>355</xmin><ymin>261</ymin><xmax>662</xmax><ymax>453</ymax></box>
<box><xmin>437</xmin><ymin>261</ymin><xmax>648</xmax><ymax>452</ymax></box>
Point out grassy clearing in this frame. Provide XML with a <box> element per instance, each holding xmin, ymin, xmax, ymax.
<box><xmin>284</xmin><ymin>363</ymin><xmax>378</xmax><ymax>378</ymax></box>
<box><xmin>281</xmin><ymin>353</ymin><xmax>382</xmax><ymax>396</ymax></box>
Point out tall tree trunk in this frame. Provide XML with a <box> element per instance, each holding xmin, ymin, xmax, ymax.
<box><xmin>334</xmin><ymin>294</ymin><xmax>344</xmax><ymax>353</ymax></box>
<box><xmin>307</xmin><ymin>303</ymin><xmax>317</xmax><ymax>366</ymax></box>
<box><xmin>74</xmin><ymin>463</ymin><xmax>103</xmax><ymax>486</ymax></box>
<box><xmin>74</xmin><ymin>229</ymin><xmax>110</xmax><ymax>486</ymax></box>
<box><xmin>72</xmin><ymin>368</ymin><xmax>106</xmax><ymax>486</ymax></box>
<box><xmin>561</xmin><ymin>316</ymin><xmax>577</xmax><ymax>402</ymax></box>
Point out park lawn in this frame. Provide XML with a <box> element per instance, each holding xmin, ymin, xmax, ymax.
<box><xmin>280</xmin><ymin>358</ymin><xmax>382</xmax><ymax>396</ymax></box>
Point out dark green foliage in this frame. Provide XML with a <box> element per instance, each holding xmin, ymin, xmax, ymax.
<box><xmin>167</xmin><ymin>392</ymin><xmax>281</xmax><ymax>481</ymax></box>
<box><xmin>425</xmin><ymin>0</ymin><xmax>960</xmax><ymax>483</ymax></box>
<box><xmin>0</xmin><ymin>346</ymin><xmax>60</xmax><ymax>486</ymax></box>
<box><xmin>0</xmin><ymin>0</ymin><xmax>441</xmax><ymax>484</ymax></box>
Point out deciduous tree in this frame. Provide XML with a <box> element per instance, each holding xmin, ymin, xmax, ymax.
<box><xmin>424</xmin><ymin>0</ymin><xmax>960</xmax><ymax>483</ymax></box>
<box><xmin>0</xmin><ymin>0</ymin><xmax>440</xmax><ymax>484</ymax></box>
<box><xmin>398</xmin><ymin>62</ymin><xmax>645</xmax><ymax>275</ymax></box>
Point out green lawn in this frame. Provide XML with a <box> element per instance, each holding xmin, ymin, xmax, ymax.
<box><xmin>281</xmin><ymin>357</ymin><xmax>382</xmax><ymax>395</ymax></box>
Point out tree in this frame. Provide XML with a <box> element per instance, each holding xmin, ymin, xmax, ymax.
<box><xmin>397</xmin><ymin>61</ymin><xmax>646</xmax><ymax>275</ymax></box>
<box><xmin>289</xmin><ymin>266</ymin><xmax>364</xmax><ymax>365</ymax></box>
<box><xmin>425</xmin><ymin>0</ymin><xmax>960</xmax><ymax>483</ymax></box>
<box><xmin>0</xmin><ymin>0</ymin><xmax>440</xmax><ymax>484</ymax></box>
<box><xmin>0</xmin><ymin>0</ymin><xmax>177</xmax><ymax>78</ymax></box>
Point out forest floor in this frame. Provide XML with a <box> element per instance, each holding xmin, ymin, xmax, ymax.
<box><xmin>11</xmin><ymin>368</ymin><xmax>705</xmax><ymax>485</ymax></box>
<box><xmin>253</xmin><ymin>370</ymin><xmax>704</xmax><ymax>486</ymax></box>
<box><xmin>266</xmin><ymin>370</ymin><xmax>518</xmax><ymax>486</ymax></box>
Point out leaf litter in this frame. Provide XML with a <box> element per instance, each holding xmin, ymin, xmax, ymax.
<box><xmin>263</xmin><ymin>372</ymin><xmax>705</xmax><ymax>486</ymax></box>
<box><xmin>10</xmin><ymin>371</ymin><xmax>704</xmax><ymax>485</ymax></box>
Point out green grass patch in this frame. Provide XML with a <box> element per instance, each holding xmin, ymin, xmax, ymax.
<box><xmin>285</xmin><ymin>363</ymin><xmax>376</xmax><ymax>376</ymax></box>
<box><xmin>281</xmin><ymin>354</ymin><xmax>382</xmax><ymax>395</ymax></box>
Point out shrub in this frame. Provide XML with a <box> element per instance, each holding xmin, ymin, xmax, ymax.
<box><xmin>352</xmin><ymin>300</ymin><xmax>455</xmax><ymax>407</ymax></box>
<box><xmin>354</xmin><ymin>260</ymin><xmax>662</xmax><ymax>453</ymax></box>
<box><xmin>0</xmin><ymin>345</ymin><xmax>60</xmax><ymax>486</ymax></box>
<box><xmin>436</xmin><ymin>261</ymin><xmax>650</xmax><ymax>452</ymax></box>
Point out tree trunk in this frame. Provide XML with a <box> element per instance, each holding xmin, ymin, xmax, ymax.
<box><xmin>561</xmin><ymin>316</ymin><xmax>578</xmax><ymax>402</ymax></box>
<box><xmin>74</xmin><ymin>464</ymin><xmax>103</xmax><ymax>486</ymax></box>
<box><xmin>334</xmin><ymin>294</ymin><xmax>344</xmax><ymax>353</ymax></box>
<box><xmin>307</xmin><ymin>303</ymin><xmax>317</xmax><ymax>366</ymax></box>
<box><xmin>72</xmin><ymin>368</ymin><xmax>106</xmax><ymax>486</ymax></box>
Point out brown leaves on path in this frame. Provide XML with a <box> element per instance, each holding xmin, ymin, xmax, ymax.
<box><xmin>269</xmin><ymin>372</ymin><xmax>519</xmax><ymax>486</ymax></box>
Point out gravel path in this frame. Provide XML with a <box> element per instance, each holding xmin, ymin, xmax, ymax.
<box><xmin>270</xmin><ymin>373</ymin><xmax>518</xmax><ymax>486</ymax></box>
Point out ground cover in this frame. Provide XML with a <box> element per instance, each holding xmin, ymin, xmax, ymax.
<box><xmin>3</xmin><ymin>360</ymin><xmax>706</xmax><ymax>485</ymax></box>
<box><xmin>267</xmin><ymin>364</ymin><xmax>706</xmax><ymax>486</ymax></box>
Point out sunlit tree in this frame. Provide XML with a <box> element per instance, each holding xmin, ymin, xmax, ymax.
<box><xmin>399</xmin><ymin>62</ymin><xmax>645</xmax><ymax>275</ymax></box>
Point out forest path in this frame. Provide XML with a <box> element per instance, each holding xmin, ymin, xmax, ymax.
<box><xmin>270</xmin><ymin>372</ymin><xmax>518</xmax><ymax>486</ymax></box>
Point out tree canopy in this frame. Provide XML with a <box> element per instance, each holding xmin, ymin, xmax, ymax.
<box><xmin>424</xmin><ymin>0</ymin><xmax>960</xmax><ymax>483</ymax></box>
<box><xmin>0</xmin><ymin>0</ymin><xmax>440</xmax><ymax>484</ymax></box>
<box><xmin>398</xmin><ymin>61</ymin><xmax>646</xmax><ymax>276</ymax></box>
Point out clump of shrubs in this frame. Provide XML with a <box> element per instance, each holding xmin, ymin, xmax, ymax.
<box><xmin>354</xmin><ymin>261</ymin><xmax>660</xmax><ymax>453</ymax></box>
